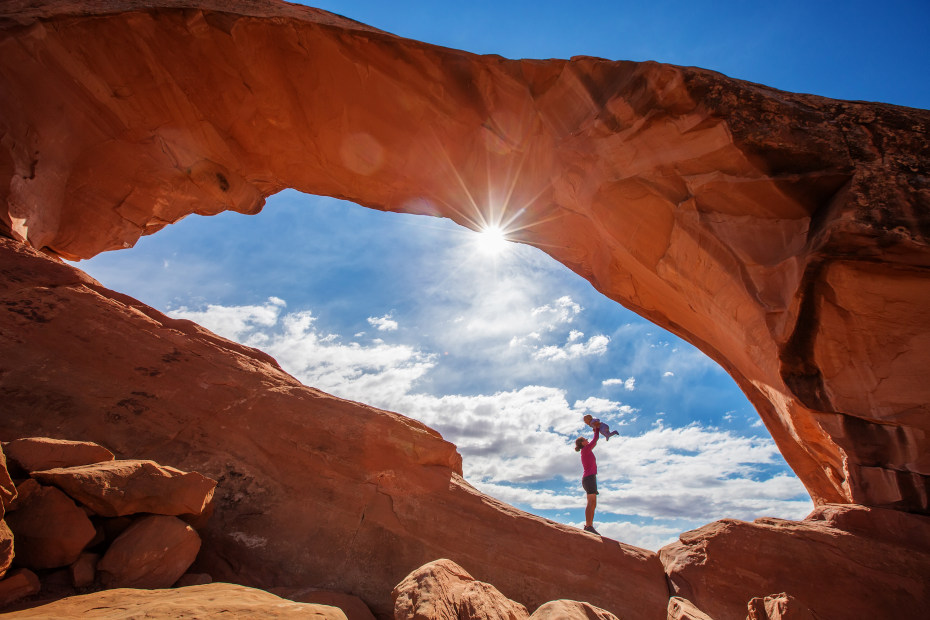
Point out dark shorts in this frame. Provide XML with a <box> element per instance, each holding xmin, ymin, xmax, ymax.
<box><xmin>582</xmin><ymin>474</ymin><xmax>598</xmax><ymax>495</ymax></box>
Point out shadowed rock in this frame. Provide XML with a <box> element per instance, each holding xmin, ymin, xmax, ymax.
<box><xmin>97</xmin><ymin>515</ymin><xmax>201</xmax><ymax>589</ymax></box>
<box><xmin>4</xmin><ymin>484</ymin><xmax>95</xmax><ymax>570</ymax></box>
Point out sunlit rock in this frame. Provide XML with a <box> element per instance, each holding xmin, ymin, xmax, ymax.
<box><xmin>32</xmin><ymin>460</ymin><xmax>216</xmax><ymax>518</ymax></box>
<box><xmin>392</xmin><ymin>559</ymin><xmax>530</xmax><ymax>620</ymax></box>
<box><xmin>659</xmin><ymin>505</ymin><xmax>930</xmax><ymax>619</ymax></box>
<box><xmin>0</xmin><ymin>582</ymin><xmax>349</xmax><ymax>618</ymax></box>
<box><xmin>4</xmin><ymin>437</ymin><xmax>114</xmax><ymax>473</ymax></box>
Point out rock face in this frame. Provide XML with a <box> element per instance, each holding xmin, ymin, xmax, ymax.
<box><xmin>32</xmin><ymin>459</ymin><xmax>216</xmax><ymax>517</ymax></box>
<box><xmin>0</xmin><ymin>237</ymin><xmax>668</xmax><ymax>617</ymax></box>
<box><xmin>1</xmin><ymin>0</ymin><xmax>928</xmax><ymax>514</ymax></box>
<box><xmin>659</xmin><ymin>504</ymin><xmax>930</xmax><ymax>620</ymax></box>
<box><xmin>1</xmin><ymin>583</ymin><xmax>349</xmax><ymax>619</ymax></box>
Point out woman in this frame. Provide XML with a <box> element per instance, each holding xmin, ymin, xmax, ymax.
<box><xmin>574</xmin><ymin>427</ymin><xmax>601</xmax><ymax>535</ymax></box>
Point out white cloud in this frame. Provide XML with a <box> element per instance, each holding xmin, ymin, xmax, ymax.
<box><xmin>167</xmin><ymin>297</ymin><xmax>812</xmax><ymax>551</ymax></box>
<box><xmin>533</xmin><ymin>333</ymin><xmax>609</xmax><ymax>361</ymax></box>
<box><xmin>603</xmin><ymin>377</ymin><xmax>636</xmax><ymax>391</ymax></box>
<box><xmin>169</xmin><ymin>297</ymin><xmax>286</xmax><ymax>341</ymax></box>
<box><xmin>368</xmin><ymin>314</ymin><xmax>398</xmax><ymax>331</ymax></box>
<box><xmin>531</xmin><ymin>296</ymin><xmax>581</xmax><ymax>329</ymax></box>
<box><xmin>663</xmin><ymin>371</ymin><xmax>675</xmax><ymax>377</ymax></box>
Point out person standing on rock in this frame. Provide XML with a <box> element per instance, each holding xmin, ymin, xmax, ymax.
<box><xmin>574</xmin><ymin>427</ymin><xmax>601</xmax><ymax>535</ymax></box>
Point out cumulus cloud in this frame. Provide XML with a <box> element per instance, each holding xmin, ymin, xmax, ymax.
<box><xmin>169</xmin><ymin>297</ymin><xmax>286</xmax><ymax>341</ymax></box>
<box><xmin>531</xmin><ymin>296</ymin><xmax>581</xmax><ymax>329</ymax></box>
<box><xmin>602</xmin><ymin>376</ymin><xmax>636</xmax><ymax>391</ymax></box>
<box><xmin>368</xmin><ymin>314</ymin><xmax>399</xmax><ymax>331</ymax></box>
<box><xmin>533</xmin><ymin>333</ymin><xmax>609</xmax><ymax>361</ymax></box>
<box><xmin>167</xmin><ymin>297</ymin><xmax>812</xmax><ymax>551</ymax></box>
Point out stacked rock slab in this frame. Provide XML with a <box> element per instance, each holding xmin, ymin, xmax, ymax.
<box><xmin>0</xmin><ymin>436</ymin><xmax>216</xmax><ymax>608</ymax></box>
<box><xmin>1</xmin><ymin>0</ymin><xmax>928</xmax><ymax>515</ymax></box>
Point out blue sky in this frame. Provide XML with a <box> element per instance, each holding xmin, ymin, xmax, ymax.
<box><xmin>70</xmin><ymin>1</ymin><xmax>927</xmax><ymax>549</ymax></box>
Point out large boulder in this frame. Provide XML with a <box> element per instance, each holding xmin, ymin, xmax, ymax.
<box><xmin>96</xmin><ymin>515</ymin><xmax>201</xmax><ymax>589</ymax></box>
<box><xmin>1</xmin><ymin>583</ymin><xmax>348</xmax><ymax>618</ymax></box>
<box><xmin>3</xmin><ymin>484</ymin><xmax>96</xmax><ymax>570</ymax></box>
<box><xmin>392</xmin><ymin>559</ymin><xmax>530</xmax><ymax>620</ymax></box>
<box><xmin>32</xmin><ymin>459</ymin><xmax>216</xmax><ymax>517</ymax></box>
<box><xmin>530</xmin><ymin>600</ymin><xmax>619</xmax><ymax>619</ymax></box>
<box><xmin>0</xmin><ymin>569</ymin><xmax>41</xmax><ymax>608</ymax></box>
<box><xmin>4</xmin><ymin>437</ymin><xmax>114</xmax><ymax>473</ymax></box>
<box><xmin>659</xmin><ymin>505</ymin><xmax>930</xmax><ymax>620</ymax></box>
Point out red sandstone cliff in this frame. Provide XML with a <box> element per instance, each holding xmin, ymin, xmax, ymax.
<box><xmin>1</xmin><ymin>0</ymin><xmax>930</xmax><ymax>617</ymax></box>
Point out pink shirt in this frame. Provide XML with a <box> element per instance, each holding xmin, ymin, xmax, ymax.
<box><xmin>580</xmin><ymin>429</ymin><xmax>599</xmax><ymax>477</ymax></box>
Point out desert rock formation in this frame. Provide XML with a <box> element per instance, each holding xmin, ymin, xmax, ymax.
<box><xmin>1</xmin><ymin>0</ymin><xmax>929</xmax><ymax>618</ymax></box>
<box><xmin>1</xmin><ymin>0</ymin><xmax>928</xmax><ymax>516</ymax></box>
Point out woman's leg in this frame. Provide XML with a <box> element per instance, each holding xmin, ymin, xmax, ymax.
<box><xmin>585</xmin><ymin>493</ymin><xmax>597</xmax><ymax>526</ymax></box>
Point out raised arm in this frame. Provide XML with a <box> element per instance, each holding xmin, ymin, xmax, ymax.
<box><xmin>588</xmin><ymin>427</ymin><xmax>600</xmax><ymax>449</ymax></box>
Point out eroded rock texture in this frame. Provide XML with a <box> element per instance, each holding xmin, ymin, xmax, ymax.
<box><xmin>1</xmin><ymin>0</ymin><xmax>928</xmax><ymax>513</ymax></box>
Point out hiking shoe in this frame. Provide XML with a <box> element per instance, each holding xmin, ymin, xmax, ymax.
<box><xmin>583</xmin><ymin>525</ymin><xmax>600</xmax><ymax>535</ymax></box>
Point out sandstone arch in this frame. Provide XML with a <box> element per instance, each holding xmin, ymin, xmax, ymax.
<box><xmin>6</xmin><ymin>0</ymin><xmax>927</xmax><ymax>513</ymax></box>
<box><xmin>1</xmin><ymin>0</ymin><xmax>928</xmax><ymax>559</ymax></box>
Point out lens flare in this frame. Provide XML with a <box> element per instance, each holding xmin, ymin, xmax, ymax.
<box><xmin>475</xmin><ymin>224</ymin><xmax>508</xmax><ymax>255</ymax></box>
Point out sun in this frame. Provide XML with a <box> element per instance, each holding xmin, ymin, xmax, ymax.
<box><xmin>474</xmin><ymin>225</ymin><xmax>509</xmax><ymax>255</ymax></box>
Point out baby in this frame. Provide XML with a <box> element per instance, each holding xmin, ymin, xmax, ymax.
<box><xmin>583</xmin><ymin>414</ymin><xmax>619</xmax><ymax>441</ymax></box>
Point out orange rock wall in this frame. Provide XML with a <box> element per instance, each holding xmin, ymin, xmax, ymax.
<box><xmin>1</xmin><ymin>0</ymin><xmax>928</xmax><ymax>519</ymax></box>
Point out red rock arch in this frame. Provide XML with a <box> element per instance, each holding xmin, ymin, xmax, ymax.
<box><xmin>2</xmin><ymin>0</ymin><xmax>928</xmax><ymax>517</ymax></box>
